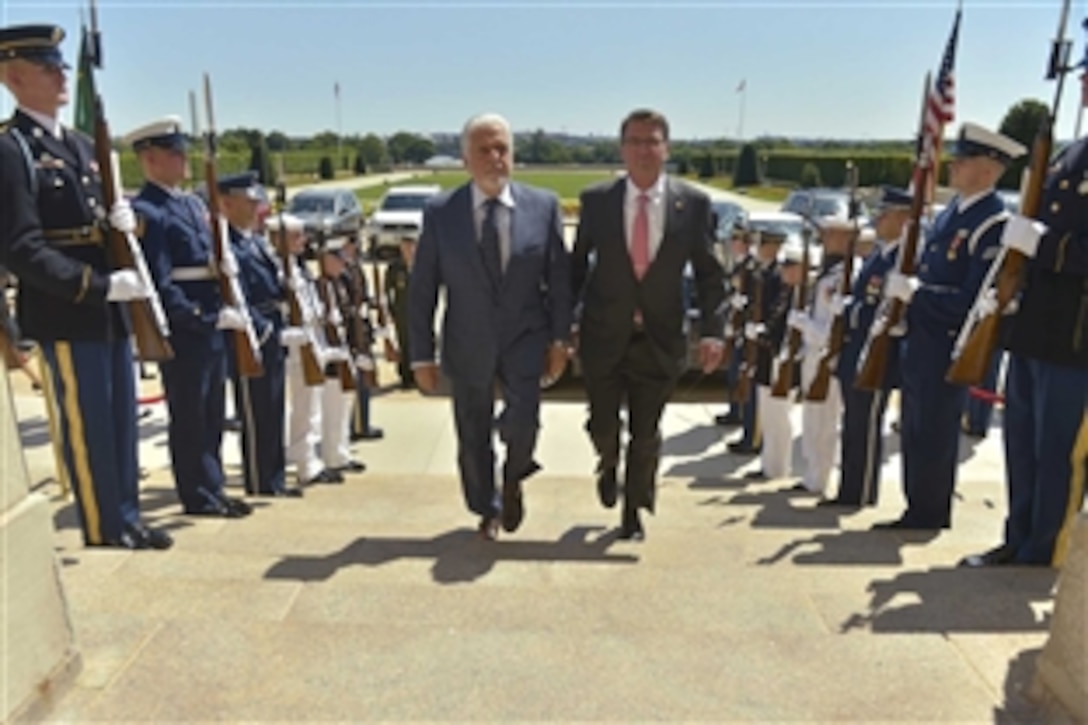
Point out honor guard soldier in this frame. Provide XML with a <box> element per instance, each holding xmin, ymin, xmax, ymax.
<box><xmin>217</xmin><ymin>171</ymin><xmax>300</xmax><ymax>497</ymax></box>
<box><xmin>789</xmin><ymin>218</ymin><xmax>856</xmax><ymax>494</ymax></box>
<box><xmin>876</xmin><ymin>123</ymin><xmax>1027</xmax><ymax>530</ymax></box>
<box><xmin>385</xmin><ymin>232</ymin><xmax>417</xmax><ymax>389</ymax></box>
<box><xmin>820</xmin><ymin>187</ymin><xmax>912</xmax><ymax>509</ymax></box>
<box><xmin>0</xmin><ymin>24</ymin><xmax>171</xmax><ymax>549</ymax></box>
<box><xmin>717</xmin><ymin>221</ymin><xmax>754</xmax><ymax>427</ymax></box>
<box><xmin>961</xmin><ymin>70</ymin><xmax>1088</xmax><ymax>567</ymax></box>
<box><xmin>728</xmin><ymin>228</ymin><xmax>779</xmax><ymax>456</ymax></box>
<box><xmin>741</xmin><ymin>230</ymin><xmax>795</xmax><ymax>478</ymax></box>
<box><xmin>128</xmin><ymin>117</ymin><xmax>252</xmax><ymax>519</ymax></box>
<box><xmin>339</xmin><ymin>235</ymin><xmax>383</xmax><ymax>441</ymax></box>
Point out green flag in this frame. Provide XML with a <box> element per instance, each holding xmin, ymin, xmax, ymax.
<box><xmin>73</xmin><ymin>26</ymin><xmax>96</xmax><ymax>135</ymax></box>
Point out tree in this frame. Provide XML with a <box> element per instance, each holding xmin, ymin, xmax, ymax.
<box><xmin>318</xmin><ymin>156</ymin><xmax>334</xmax><ymax>180</ymax></box>
<box><xmin>353</xmin><ymin>154</ymin><xmax>367</xmax><ymax>175</ymax></box>
<box><xmin>248</xmin><ymin>134</ymin><xmax>276</xmax><ymax>186</ymax></box>
<box><xmin>266</xmin><ymin>130</ymin><xmax>290</xmax><ymax>152</ymax></box>
<box><xmin>733</xmin><ymin>143</ymin><xmax>761</xmax><ymax>187</ymax></box>
<box><xmin>998</xmin><ymin>98</ymin><xmax>1048</xmax><ymax>190</ymax></box>
<box><xmin>387</xmin><ymin>131</ymin><xmax>423</xmax><ymax>164</ymax></box>
<box><xmin>356</xmin><ymin>133</ymin><xmax>387</xmax><ymax>167</ymax></box>
<box><xmin>697</xmin><ymin>152</ymin><xmax>715</xmax><ymax>180</ymax></box>
<box><xmin>799</xmin><ymin>162</ymin><xmax>822</xmax><ymax>189</ymax></box>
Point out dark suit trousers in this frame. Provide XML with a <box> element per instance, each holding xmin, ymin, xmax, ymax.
<box><xmin>583</xmin><ymin>331</ymin><xmax>677</xmax><ymax>513</ymax></box>
<box><xmin>451</xmin><ymin>363</ymin><xmax>541</xmax><ymax>519</ymax></box>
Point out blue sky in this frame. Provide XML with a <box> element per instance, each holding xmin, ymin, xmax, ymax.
<box><xmin>1</xmin><ymin>0</ymin><xmax>1085</xmax><ymax>141</ymax></box>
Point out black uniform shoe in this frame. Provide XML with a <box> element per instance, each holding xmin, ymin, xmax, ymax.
<box><xmin>254</xmin><ymin>487</ymin><xmax>304</xmax><ymax>498</ymax></box>
<box><xmin>501</xmin><ymin>480</ymin><xmax>524</xmax><ymax>533</ymax></box>
<box><xmin>743</xmin><ymin>470</ymin><xmax>769</xmax><ymax>481</ymax></box>
<box><xmin>619</xmin><ymin>506</ymin><xmax>645</xmax><ymax>541</ymax></box>
<box><xmin>335</xmin><ymin>460</ymin><xmax>366</xmax><ymax>473</ymax></box>
<box><xmin>715</xmin><ymin>412</ymin><xmax>742</xmax><ymax>427</ymax></box>
<box><xmin>308</xmin><ymin>469</ymin><xmax>345</xmax><ymax>484</ymax></box>
<box><xmin>728</xmin><ymin>441</ymin><xmax>761</xmax><ymax>455</ymax></box>
<box><xmin>816</xmin><ymin>497</ymin><xmax>860</xmax><ymax>509</ymax></box>
<box><xmin>597</xmin><ymin>466</ymin><xmax>618</xmax><ymax>509</ymax></box>
<box><xmin>127</xmin><ymin>522</ymin><xmax>174</xmax><ymax>550</ymax></box>
<box><xmin>958</xmin><ymin>544</ymin><xmax>1016</xmax><ymax>568</ymax></box>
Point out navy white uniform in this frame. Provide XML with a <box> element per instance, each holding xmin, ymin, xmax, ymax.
<box><xmin>129</xmin><ymin>119</ymin><xmax>249</xmax><ymax>518</ymax></box>
<box><xmin>985</xmin><ymin>136</ymin><xmax>1088</xmax><ymax>566</ymax></box>
<box><xmin>226</xmin><ymin>221</ymin><xmax>288</xmax><ymax>495</ymax></box>
<box><xmin>753</xmin><ymin>248</ymin><xmax>795</xmax><ymax>479</ymax></box>
<box><xmin>0</xmin><ymin>24</ymin><xmax>173</xmax><ymax>549</ymax></box>
<box><xmin>833</xmin><ymin>238</ymin><xmax>902</xmax><ymax>506</ymax></box>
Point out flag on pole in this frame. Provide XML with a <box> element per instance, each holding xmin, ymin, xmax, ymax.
<box><xmin>73</xmin><ymin>24</ymin><xmax>97</xmax><ymax>135</ymax></box>
<box><xmin>922</xmin><ymin>7</ymin><xmax>960</xmax><ymax>168</ymax></box>
<box><xmin>736</xmin><ymin>79</ymin><xmax>746</xmax><ymax>93</ymax></box>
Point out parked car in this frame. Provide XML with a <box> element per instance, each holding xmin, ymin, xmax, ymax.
<box><xmin>366</xmin><ymin>184</ymin><xmax>442</xmax><ymax>260</ymax></box>
<box><xmin>286</xmin><ymin>188</ymin><xmax>364</xmax><ymax>242</ymax></box>
<box><xmin>746</xmin><ymin>210</ymin><xmax>824</xmax><ymax>271</ymax></box>
<box><xmin>781</xmin><ymin>188</ymin><xmax>870</xmax><ymax>226</ymax></box>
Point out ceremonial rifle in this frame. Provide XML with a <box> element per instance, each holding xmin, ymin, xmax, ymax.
<box><xmin>946</xmin><ymin>0</ymin><xmax>1074</xmax><ymax>386</ymax></box>
<box><xmin>805</xmin><ymin>161</ymin><xmax>861</xmax><ymax>401</ymax></box>
<box><xmin>274</xmin><ymin>185</ymin><xmax>324</xmax><ymax>386</ymax></box>
<box><xmin>770</xmin><ymin>209</ymin><xmax>813</xmax><ymax>398</ymax></box>
<box><xmin>734</xmin><ymin>261</ymin><xmax>764</xmax><ymax>407</ymax></box>
<box><xmin>197</xmin><ymin>75</ymin><xmax>263</xmax><ymax>377</ymax></box>
<box><xmin>318</xmin><ymin>270</ymin><xmax>357</xmax><ymax>392</ymax></box>
<box><xmin>854</xmin><ymin>73</ymin><xmax>934</xmax><ymax>392</ymax></box>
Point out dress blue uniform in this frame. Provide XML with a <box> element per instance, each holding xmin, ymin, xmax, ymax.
<box><xmin>219</xmin><ymin>172</ymin><xmax>290</xmax><ymax>496</ymax></box>
<box><xmin>832</xmin><ymin>231</ymin><xmax>905</xmax><ymax>506</ymax></box>
<box><xmin>969</xmin><ymin>135</ymin><xmax>1088</xmax><ymax>567</ymax></box>
<box><xmin>890</xmin><ymin>124</ymin><xmax>1026</xmax><ymax>530</ymax></box>
<box><xmin>0</xmin><ymin>25</ymin><xmax>169</xmax><ymax>549</ymax></box>
<box><xmin>961</xmin><ymin>349</ymin><xmax>1003</xmax><ymax>436</ymax></box>
<box><xmin>130</xmin><ymin>119</ymin><xmax>249</xmax><ymax>518</ymax></box>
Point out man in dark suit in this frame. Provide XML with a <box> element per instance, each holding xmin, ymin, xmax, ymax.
<box><xmin>572</xmin><ymin>108</ymin><xmax>725</xmax><ymax>540</ymax></box>
<box><xmin>410</xmin><ymin>112</ymin><xmax>572</xmax><ymax>540</ymax></box>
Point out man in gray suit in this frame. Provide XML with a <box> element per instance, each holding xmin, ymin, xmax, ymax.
<box><xmin>573</xmin><ymin>108</ymin><xmax>726</xmax><ymax>540</ymax></box>
<box><xmin>410</xmin><ymin>113</ymin><xmax>572</xmax><ymax>540</ymax></box>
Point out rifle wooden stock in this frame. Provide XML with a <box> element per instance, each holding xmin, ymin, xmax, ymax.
<box><xmin>347</xmin><ymin>264</ymin><xmax>376</xmax><ymax>388</ymax></box>
<box><xmin>93</xmin><ymin>99</ymin><xmax>173</xmax><ymax>362</ymax></box>
<box><xmin>946</xmin><ymin>117</ymin><xmax>1051</xmax><ymax>386</ymax></box>
<box><xmin>319</xmin><ymin>279</ymin><xmax>357</xmax><ymax>392</ymax></box>
<box><xmin>274</xmin><ymin>226</ymin><xmax>324</xmax><ymax>386</ymax></box>
<box><xmin>201</xmin><ymin>74</ymin><xmax>263</xmax><ymax>378</ymax></box>
<box><xmin>771</xmin><ymin>228</ymin><xmax>811</xmax><ymax>398</ymax></box>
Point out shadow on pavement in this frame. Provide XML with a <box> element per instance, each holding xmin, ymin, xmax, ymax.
<box><xmin>755</xmin><ymin>528</ymin><xmax>938</xmax><ymax>567</ymax></box>
<box><xmin>718</xmin><ymin>486</ymin><xmax>847</xmax><ymax>530</ymax></box>
<box><xmin>839</xmin><ymin>566</ymin><xmax>1056</xmax><ymax>635</ymax></box>
<box><xmin>994</xmin><ymin>646</ymin><xmax>1046</xmax><ymax>723</ymax></box>
<box><xmin>263</xmin><ymin>524</ymin><xmax>638</xmax><ymax>584</ymax></box>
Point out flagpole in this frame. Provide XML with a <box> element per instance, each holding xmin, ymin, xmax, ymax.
<box><xmin>335</xmin><ymin>81</ymin><xmax>342</xmax><ymax>174</ymax></box>
<box><xmin>736</xmin><ymin>81</ymin><xmax>746</xmax><ymax>141</ymax></box>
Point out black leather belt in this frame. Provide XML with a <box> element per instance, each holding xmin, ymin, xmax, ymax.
<box><xmin>43</xmin><ymin>225</ymin><xmax>104</xmax><ymax>247</ymax></box>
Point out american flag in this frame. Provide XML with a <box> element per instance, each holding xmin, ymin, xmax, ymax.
<box><xmin>921</xmin><ymin>8</ymin><xmax>961</xmax><ymax>168</ymax></box>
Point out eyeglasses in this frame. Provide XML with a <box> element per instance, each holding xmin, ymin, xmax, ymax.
<box><xmin>622</xmin><ymin>137</ymin><xmax>664</xmax><ymax>149</ymax></box>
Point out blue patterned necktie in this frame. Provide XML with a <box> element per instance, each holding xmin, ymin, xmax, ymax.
<box><xmin>480</xmin><ymin>198</ymin><xmax>502</xmax><ymax>286</ymax></box>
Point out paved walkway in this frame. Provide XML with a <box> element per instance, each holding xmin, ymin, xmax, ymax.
<box><xmin>8</xmin><ymin>362</ymin><xmax>1055</xmax><ymax>721</ymax></box>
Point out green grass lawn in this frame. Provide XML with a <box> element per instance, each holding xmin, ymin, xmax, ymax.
<box><xmin>356</xmin><ymin>168</ymin><xmax>617</xmax><ymax>210</ymax></box>
<box><xmin>697</xmin><ymin>176</ymin><xmax>792</xmax><ymax>203</ymax></box>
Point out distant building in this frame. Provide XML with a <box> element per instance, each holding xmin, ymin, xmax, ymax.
<box><xmin>423</xmin><ymin>155</ymin><xmax>462</xmax><ymax>168</ymax></box>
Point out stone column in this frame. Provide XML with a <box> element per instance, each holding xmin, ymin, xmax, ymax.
<box><xmin>1030</xmin><ymin>513</ymin><xmax>1087</xmax><ymax>721</ymax></box>
<box><xmin>0</xmin><ymin>360</ymin><xmax>80</xmax><ymax>720</ymax></box>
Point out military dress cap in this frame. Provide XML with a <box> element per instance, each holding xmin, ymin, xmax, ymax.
<box><xmin>757</xmin><ymin>227</ymin><xmax>789</xmax><ymax>245</ymax></box>
<box><xmin>0</xmin><ymin>24</ymin><xmax>68</xmax><ymax>68</ymax></box>
<box><xmin>953</xmin><ymin>122</ymin><xmax>1027</xmax><ymax>165</ymax></box>
<box><xmin>779</xmin><ymin>243</ymin><xmax>805</xmax><ymax>265</ymax></box>
<box><xmin>217</xmin><ymin>170</ymin><xmax>263</xmax><ymax>200</ymax></box>
<box><xmin>265</xmin><ymin>213</ymin><xmax>305</xmax><ymax>232</ymax></box>
<box><xmin>817</xmin><ymin>217</ymin><xmax>856</xmax><ymax>232</ymax></box>
<box><xmin>731</xmin><ymin>219</ymin><xmax>748</xmax><ymax>235</ymax></box>
<box><xmin>124</xmin><ymin>116</ymin><xmax>189</xmax><ymax>153</ymax></box>
<box><xmin>875</xmin><ymin>185</ymin><xmax>913</xmax><ymax>210</ymax></box>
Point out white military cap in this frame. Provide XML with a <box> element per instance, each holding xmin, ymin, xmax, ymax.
<box><xmin>953</xmin><ymin>122</ymin><xmax>1027</xmax><ymax>165</ymax></box>
<box><xmin>124</xmin><ymin>116</ymin><xmax>189</xmax><ymax>152</ymax></box>
<box><xmin>265</xmin><ymin>213</ymin><xmax>305</xmax><ymax>232</ymax></box>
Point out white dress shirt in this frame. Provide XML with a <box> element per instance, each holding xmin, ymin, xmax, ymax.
<box><xmin>624</xmin><ymin>175</ymin><xmax>666</xmax><ymax>263</ymax></box>
<box><xmin>471</xmin><ymin>182</ymin><xmax>515</xmax><ymax>271</ymax></box>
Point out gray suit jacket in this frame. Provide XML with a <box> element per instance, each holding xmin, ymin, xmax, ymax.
<box><xmin>409</xmin><ymin>181</ymin><xmax>572</xmax><ymax>386</ymax></box>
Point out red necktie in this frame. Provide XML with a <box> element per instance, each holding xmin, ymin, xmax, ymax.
<box><xmin>631</xmin><ymin>192</ymin><xmax>650</xmax><ymax>279</ymax></box>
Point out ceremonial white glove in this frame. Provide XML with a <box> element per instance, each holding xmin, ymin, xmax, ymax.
<box><xmin>219</xmin><ymin>252</ymin><xmax>239</xmax><ymax>278</ymax></box>
<box><xmin>729</xmin><ymin>294</ymin><xmax>748</xmax><ymax>311</ymax></box>
<box><xmin>888</xmin><ymin>321</ymin><xmax>908</xmax><ymax>338</ymax></box>
<box><xmin>1000</xmin><ymin>214</ymin><xmax>1048</xmax><ymax>259</ymax></box>
<box><xmin>285</xmin><ymin>275</ymin><xmax>302</xmax><ymax>293</ymax></box>
<box><xmin>828</xmin><ymin>293</ymin><xmax>850</xmax><ymax>317</ymax></box>
<box><xmin>323</xmin><ymin>347</ymin><xmax>350</xmax><ymax>364</ymax></box>
<box><xmin>328</xmin><ymin>308</ymin><xmax>343</xmax><ymax>326</ymax></box>
<box><xmin>884</xmin><ymin>271</ymin><xmax>918</xmax><ymax>304</ymax></box>
<box><xmin>355</xmin><ymin>354</ymin><xmax>375</xmax><ymax>371</ymax></box>
<box><xmin>108</xmin><ymin>199</ymin><xmax>137</xmax><ymax>235</ymax></box>
<box><xmin>216</xmin><ymin>306</ymin><xmax>247</xmax><ymax>331</ymax></box>
<box><xmin>106</xmin><ymin>269</ymin><xmax>149</xmax><ymax>302</ymax></box>
<box><xmin>787</xmin><ymin>309</ymin><xmax>810</xmax><ymax>334</ymax></box>
<box><xmin>744</xmin><ymin>322</ymin><xmax>766</xmax><ymax>341</ymax></box>
<box><xmin>357</xmin><ymin>303</ymin><xmax>368</xmax><ymax>319</ymax></box>
<box><xmin>279</xmin><ymin>326</ymin><xmax>307</xmax><ymax>348</ymax></box>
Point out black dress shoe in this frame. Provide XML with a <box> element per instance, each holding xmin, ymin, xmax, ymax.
<box><xmin>597</xmin><ymin>466</ymin><xmax>618</xmax><ymax>509</ymax></box>
<box><xmin>788</xmin><ymin>483</ymin><xmax>818</xmax><ymax>494</ymax></box>
<box><xmin>308</xmin><ymin>469</ymin><xmax>344</xmax><ymax>484</ymax></box>
<box><xmin>254</xmin><ymin>487</ymin><xmax>304</xmax><ymax>498</ymax></box>
<box><xmin>501</xmin><ymin>480</ymin><xmax>524</xmax><ymax>533</ymax></box>
<box><xmin>619</xmin><ymin>507</ymin><xmax>644</xmax><ymax>541</ymax></box>
<box><xmin>125</xmin><ymin>522</ymin><xmax>173</xmax><ymax>549</ymax></box>
<box><xmin>478</xmin><ymin>516</ymin><xmax>500</xmax><ymax>541</ymax></box>
<box><xmin>218</xmin><ymin>494</ymin><xmax>253</xmax><ymax>516</ymax></box>
<box><xmin>958</xmin><ymin>544</ymin><xmax>1016</xmax><ymax>568</ymax></box>
<box><xmin>743</xmin><ymin>470</ymin><xmax>769</xmax><ymax>481</ymax></box>
<box><xmin>728</xmin><ymin>442</ymin><xmax>761</xmax><ymax>455</ymax></box>
<box><xmin>335</xmin><ymin>460</ymin><xmax>366</xmax><ymax>473</ymax></box>
<box><xmin>359</xmin><ymin>427</ymin><xmax>384</xmax><ymax>441</ymax></box>
<box><xmin>816</xmin><ymin>497</ymin><xmax>860</xmax><ymax>509</ymax></box>
<box><xmin>183</xmin><ymin>500</ymin><xmax>244</xmax><ymax>518</ymax></box>
<box><xmin>871</xmin><ymin>517</ymin><xmax>944</xmax><ymax>531</ymax></box>
<box><xmin>714</xmin><ymin>412</ymin><xmax>742</xmax><ymax>427</ymax></box>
